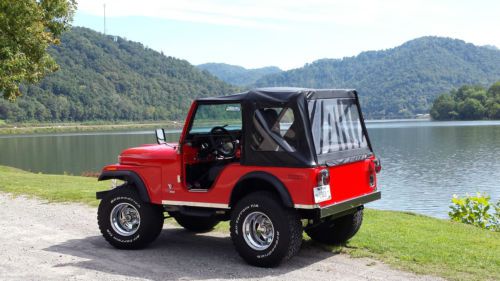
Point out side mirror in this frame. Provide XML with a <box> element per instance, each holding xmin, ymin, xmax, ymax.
<box><xmin>155</xmin><ymin>128</ymin><xmax>166</xmax><ymax>144</ymax></box>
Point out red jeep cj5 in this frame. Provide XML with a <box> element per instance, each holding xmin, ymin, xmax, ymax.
<box><xmin>96</xmin><ymin>88</ymin><xmax>381</xmax><ymax>267</ymax></box>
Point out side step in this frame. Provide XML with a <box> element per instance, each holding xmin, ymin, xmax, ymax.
<box><xmin>164</xmin><ymin>205</ymin><xmax>227</xmax><ymax>218</ymax></box>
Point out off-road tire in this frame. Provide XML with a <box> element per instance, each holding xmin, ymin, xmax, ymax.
<box><xmin>173</xmin><ymin>214</ymin><xmax>220</xmax><ymax>233</ymax></box>
<box><xmin>230</xmin><ymin>191</ymin><xmax>303</xmax><ymax>267</ymax></box>
<box><xmin>97</xmin><ymin>187</ymin><xmax>164</xmax><ymax>249</ymax></box>
<box><xmin>306</xmin><ymin>208</ymin><xmax>363</xmax><ymax>245</ymax></box>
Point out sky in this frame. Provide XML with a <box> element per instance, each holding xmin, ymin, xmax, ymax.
<box><xmin>74</xmin><ymin>0</ymin><xmax>500</xmax><ymax>70</ymax></box>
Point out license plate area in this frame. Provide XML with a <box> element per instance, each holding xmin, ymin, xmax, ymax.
<box><xmin>313</xmin><ymin>185</ymin><xmax>332</xmax><ymax>203</ymax></box>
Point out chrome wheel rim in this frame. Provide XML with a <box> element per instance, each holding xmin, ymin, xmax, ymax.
<box><xmin>242</xmin><ymin>211</ymin><xmax>275</xmax><ymax>251</ymax></box>
<box><xmin>110</xmin><ymin>203</ymin><xmax>141</xmax><ymax>236</ymax></box>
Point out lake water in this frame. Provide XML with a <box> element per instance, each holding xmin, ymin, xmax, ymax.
<box><xmin>1</xmin><ymin>120</ymin><xmax>499</xmax><ymax>219</ymax></box>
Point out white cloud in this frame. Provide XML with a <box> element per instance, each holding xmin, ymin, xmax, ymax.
<box><xmin>77</xmin><ymin>0</ymin><xmax>433</xmax><ymax>29</ymax></box>
<box><xmin>76</xmin><ymin>0</ymin><xmax>500</xmax><ymax>69</ymax></box>
<box><xmin>78</xmin><ymin>1</ymin><xmax>500</xmax><ymax>44</ymax></box>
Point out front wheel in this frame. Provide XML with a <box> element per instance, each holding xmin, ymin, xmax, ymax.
<box><xmin>97</xmin><ymin>187</ymin><xmax>164</xmax><ymax>249</ymax></box>
<box><xmin>230</xmin><ymin>192</ymin><xmax>303</xmax><ymax>267</ymax></box>
<box><xmin>305</xmin><ymin>208</ymin><xmax>363</xmax><ymax>245</ymax></box>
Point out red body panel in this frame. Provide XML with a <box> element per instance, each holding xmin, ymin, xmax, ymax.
<box><xmin>103</xmin><ymin>143</ymin><xmax>377</xmax><ymax>207</ymax></box>
<box><xmin>105</xmin><ymin>144</ymin><xmax>180</xmax><ymax>204</ymax></box>
<box><xmin>319</xmin><ymin>156</ymin><xmax>377</xmax><ymax>207</ymax></box>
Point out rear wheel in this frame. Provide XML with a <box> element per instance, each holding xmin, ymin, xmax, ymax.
<box><xmin>97</xmin><ymin>187</ymin><xmax>164</xmax><ymax>249</ymax></box>
<box><xmin>173</xmin><ymin>214</ymin><xmax>220</xmax><ymax>233</ymax></box>
<box><xmin>230</xmin><ymin>192</ymin><xmax>303</xmax><ymax>267</ymax></box>
<box><xmin>305</xmin><ymin>208</ymin><xmax>363</xmax><ymax>245</ymax></box>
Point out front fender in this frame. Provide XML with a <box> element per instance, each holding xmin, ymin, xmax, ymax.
<box><xmin>97</xmin><ymin>170</ymin><xmax>151</xmax><ymax>202</ymax></box>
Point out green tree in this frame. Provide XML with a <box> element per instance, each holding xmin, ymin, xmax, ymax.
<box><xmin>453</xmin><ymin>85</ymin><xmax>485</xmax><ymax>102</ymax></box>
<box><xmin>486</xmin><ymin>102</ymin><xmax>500</xmax><ymax>119</ymax></box>
<box><xmin>431</xmin><ymin>81</ymin><xmax>500</xmax><ymax>121</ymax></box>
<box><xmin>488</xmin><ymin>81</ymin><xmax>500</xmax><ymax>98</ymax></box>
<box><xmin>458</xmin><ymin>98</ymin><xmax>486</xmax><ymax>120</ymax></box>
<box><xmin>430</xmin><ymin>94</ymin><xmax>456</xmax><ymax>120</ymax></box>
<box><xmin>0</xmin><ymin>0</ymin><xmax>76</xmax><ymax>100</ymax></box>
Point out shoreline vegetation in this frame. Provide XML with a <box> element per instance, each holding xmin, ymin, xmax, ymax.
<box><xmin>431</xmin><ymin>81</ymin><xmax>500</xmax><ymax>121</ymax></box>
<box><xmin>0</xmin><ymin>120</ymin><xmax>182</xmax><ymax>135</ymax></box>
<box><xmin>6</xmin><ymin>117</ymin><xmax>500</xmax><ymax>136</ymax></box>
<box><xmin>0</xmin><ymin>165</ymin><xmax>498</xmax><ymax>281</ymax></box>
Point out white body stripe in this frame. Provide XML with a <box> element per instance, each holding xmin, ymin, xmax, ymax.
<box><xmin>294</xmin><ymin>204</ymin><xmax>319</xmax><ymax>209</ymax></box>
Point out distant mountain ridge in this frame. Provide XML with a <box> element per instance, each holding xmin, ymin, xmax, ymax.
<box><xmin>2</xmin><ymin>30</ymin><xmax>499</xmax><ymax>122</ymax></box>
<box><xmin>197</xmin><ymin>63</ymin><xmax>282</xmax><ymax>86</ymax></box>
<box><xmin>0</xmin><ymin>27</ymin><xmax>235</xmax><ymax>122</ymax></box>
<box><xmin>483</xmin><ymin>45</ymin><xmax>499</xmax><ymax>51</ymax></box>
<box><xmin>254</xmin><ymin>36</ymin><xmax>500</xmax><ymax>118</ymax></box>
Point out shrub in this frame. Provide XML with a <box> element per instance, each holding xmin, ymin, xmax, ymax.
<box><xmin>449</xmin><ymin>193</ymin><xmax>500</xmax><ymax>231</ymax></box>
<box><xmin>492</xmin><ymin>200</ymin><xmax>500</xmax><ymax>232</ymax></box>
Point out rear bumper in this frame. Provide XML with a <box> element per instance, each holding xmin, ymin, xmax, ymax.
<box><xmin>319</xmin><ymin>191</ymin><xmax>381</xmax><ymax>218</ymax></box>
<box><xmin>296</xmin><ymin>191</ymin><xmax>381</xmax><ymax>219</ymax></box>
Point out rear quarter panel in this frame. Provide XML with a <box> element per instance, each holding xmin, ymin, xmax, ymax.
<box><xmin>320</xmin><ymin>157</ymin><xmax>377</xmax><ymax>207</ymax></box>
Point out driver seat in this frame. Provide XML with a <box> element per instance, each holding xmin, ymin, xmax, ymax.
<box><xmin>262</xmin><ymin>108</ymin><xmax>280</xmax><ymax>135</ymax></box>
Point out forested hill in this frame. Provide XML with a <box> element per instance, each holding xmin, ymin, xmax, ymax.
<box><xmin>197</xmin><ymin>63</ymin><xmax>282</xmax><ymax>86</ymax></box>
<box><xmin>254</xmin><ymin>37</ymin><xmax>500</xmax><ymax>119</ymax></box>
<box><xmin>0</xmin><ymin>27</ymin><xmax>235</xmax><ymax>122</ymax></box>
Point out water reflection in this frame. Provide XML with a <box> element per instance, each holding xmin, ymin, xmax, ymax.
<box><xmin>368</xmin><ymin>121</ymin><xmax>500</xmax><ymax>218</ymax></box>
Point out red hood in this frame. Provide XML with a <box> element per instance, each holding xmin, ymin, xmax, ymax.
<box><xmin>119</xmin><ymin>143</ymin><xmax>178</xmax><ymax>165</ymax></box>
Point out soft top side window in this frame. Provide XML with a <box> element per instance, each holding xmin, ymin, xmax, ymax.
<box><xmin>250</xmin><ymin>107</ymin><xmax>297</xmax><ymax>152</ymax></box>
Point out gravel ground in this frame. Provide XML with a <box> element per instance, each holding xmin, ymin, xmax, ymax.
<box><xmin>0</xmin><ymin>193</ymin><xmax>443</xmax><ymax>281</ymax></box>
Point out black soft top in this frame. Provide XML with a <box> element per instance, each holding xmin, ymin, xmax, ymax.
<box><xmin>197</xmin><ymin>88</ymin><xmax>357</xmax><ymax>104</ymax></box>
<box><xmin>195</xmin><ymin>87</ymin><xmax>372</xmax><ymax>167</ymax></box>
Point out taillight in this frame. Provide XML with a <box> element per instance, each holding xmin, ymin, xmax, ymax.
<box><xmin>368</xmin><ymin>161</ymin><xmax>377</xmax><ymax>189</ymax></box>
<box><xmin>369</xmin><ymin>172</ymin><xmax>375</xmax><ymax>188</ymax></box>
<box><xmin>317</xmin><ymin>169</ymin><xmax>330</xmax><ymax>186</ymax></box>
<box><xmin>314</xmin><ymin>169</ymin><xmax>332</xmax><ymax>203</ymax></box>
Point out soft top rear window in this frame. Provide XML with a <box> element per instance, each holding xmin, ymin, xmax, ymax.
<box><xmin>308</xmin><ymin>98</ymin><xmax>369</xmax><ymax>159</ymax></box>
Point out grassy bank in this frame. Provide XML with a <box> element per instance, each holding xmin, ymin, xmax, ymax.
<box><xmin>0</xmin><ymin>120</ymin><xmax>182</xmax><ymax>135</ymax></box>
<box><xmin>0</xmin><ymin>166</ymin><xmax>108</xmax><ymax>206</ymax></box>
<box><xmin>1</xmin><ymin>165</ymin><xmax>498</xmax><ymax>280</ymax></box>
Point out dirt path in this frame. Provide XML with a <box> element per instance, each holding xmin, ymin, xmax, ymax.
<box><xmin>0</xmin><ymin>193</ymin><xmax>442</xmax><ymax>281</ymax></box>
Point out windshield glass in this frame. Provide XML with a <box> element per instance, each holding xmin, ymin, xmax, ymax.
<box><xmin>308</xmin><ymin>98</ymin><xmax>368</xmax><ymax>155</ymax></box>
<box><xmin>190</xmin><ymin>103</ymin><xmax>242</xmax><ymax>133</ymax></box>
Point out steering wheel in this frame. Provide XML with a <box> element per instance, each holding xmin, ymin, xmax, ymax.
<box><xmin>209</xmin><ymin>126</ymin><xmax>237</xmax><ymax>158</ymax></box>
